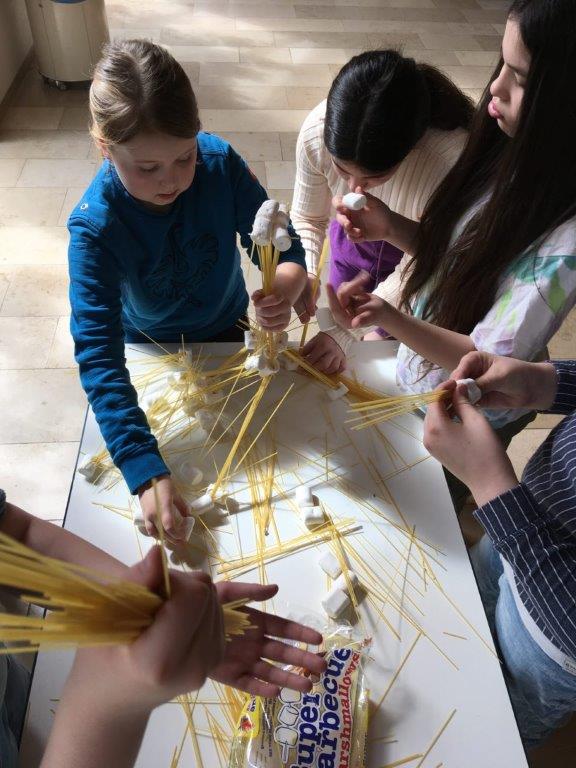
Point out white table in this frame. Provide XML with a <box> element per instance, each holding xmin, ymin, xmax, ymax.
<box><xmin>20</xmin><ymin>341</ymin><xmax>528</xmax><ymax>768</ymax></box>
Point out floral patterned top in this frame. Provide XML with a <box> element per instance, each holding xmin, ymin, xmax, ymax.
<box><xmin>396</xmin><ymin>214</ymin><xmax>576</xmax><ymax>428</ymax></box>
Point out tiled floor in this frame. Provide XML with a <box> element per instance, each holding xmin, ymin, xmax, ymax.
<box><xmin>0</xmin><ymin>0</ymin><xmax>574</xmax><ymax>759</ymax></box>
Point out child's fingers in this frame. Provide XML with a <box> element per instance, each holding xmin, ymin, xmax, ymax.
<box><xmin>425</xmin><ymin>382</ymin><xmax>456</xmax><ymax>426</ymax></box>
<box><xmin>217</xmin><ymin>581</ymin><xmax>279</xmax><ymax>603</ymax></box>
<box><xmin>259</xmin><ymin>638</ymin><xmax>327</xmax><ymax>675</ymax></box>
<box><xmin>250</xmin><ymin>661</ymin><xmax>314</xmax><ymax>693</ymax></box>
<box><xmin>254</xmin><ymin>294</ymin><xmax>284</xmax><ymax>308</ymax></box>
<box><xmin>254</xmin><ymin>611</ymin><xmax>323</xmax><ymax>646</ymax></box>
<box><xmin>350</xmin><ymin>310</ymin><xmax>375</xmax><ymax>328</ymax></box>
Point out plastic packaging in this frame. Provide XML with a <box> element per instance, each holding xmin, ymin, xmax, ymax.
<box><xmin>228</xmin><ymin>634</ymin><xmax>370</xmax><ymax>768</ymax></box>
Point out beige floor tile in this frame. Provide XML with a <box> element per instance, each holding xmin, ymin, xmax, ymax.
<box><xmin>265</xmin><ymin>160</ymin><xmax>296</xmax><ymax>189</ymax></box>
<box><xmin>0</xmin><ymin>188</ymin><xmax>66</xmax><ymax>226</ymax></box>
<box><xmin>46</xmin><ymin>316</ymin><xmax>76</xmax><ymax>369</ymax></box>
<box><xmin>474</xmin><ymin>33</ymin><xmax>503</xmax><ymax>51</ymax></box>
<box><xmin>162</xmin><ymin>16</ymin><xmax>237</xmax><ymax>33</ymax></box>
<box><xmin>1</xmin><ymin>107</ymin><xmax>64</xmax><ymax>131</ymax></box>
<box><xmin>462</xmin><ymin>8</ymin><xmax>506</xmax><ymax>23</ymax></box>
<box><xmin>0</xmin><ymin>442</ymin><xmax>79</xmax><ymax>520</ymax></box>
<box><xmin>0</xmin><ymin>227</ymin><xmax>68</xmax><ymax>266</ymax></box>
<box><xmin>199</xmin><ymin>62</ymin><xmax>333</xmax><ymax>87</ymax></box>
<box><xmin>492</xmin><ymin>22</ymin><xmax>505</xmax><ymax>34</ymax></box>
<box><xmin>17</xmin><ymin>159</ymin><xmax>97</xmax><ymax>189</ymax></box>
<box><xmin>0</xmin><ymin>317</ymin><xmax>58</xmax><ymax>369</ymax></box>
<box><xmin>455</xmin><ymin>50</ymin><xmax>499</xmax><ymax>66</ymax></box>
<box><xmin>165</xmin><ymin>45</ymin><xmax>240</xmax><ymax>63</ymax></box>
<box><xmin>58</xmin><ymin>106</ymin><xmax>91</xmax><ymax>131</ymax></box>
<box><xmin>529</xmin><ymin>413</ymin><xmax>563</xmax><ymax>430</ymax></box>
<box><xmin>181</xmin><ymin>62</ymin><xmax>201</xmax><ymax>84</ymax></box>
<box><xmin>201</xmin><ymin>109</ymin><xmax>309</xmax><ymax>132</ymax></box>
<box><xmin>9</xmin><ymin>69</ymin><xmax>89</xmax><ymax>108</ymax></box>
<box><xmin>432</xmin><ymin>0</ymin><xmax>482</xmax><ymax>6</ymax></box>
<box><xmin>196</xmin><ymin>85</ymin><xmax>289</xmax><ymax>109</ymax></box>
<box><xmin>160</xmin><ymin>27</ymin><xmax>274</xmax><ymax>46</ymax></box>
<box><xmin>419</xmin><ymin>32</ymin><xmax>482</xmax><ymax>49</ymax></box>
<box><xmin>446</xmin><ymin>21</ymin><xmax>500</xmax><ymax>34</ymax></box>
<box><xmin>462</xmin><ymin>88</ymin><xmax>484</xmax><ymax>103</ymax></box>
<box><xmin>295</xmin><ymin>6</ymin><xmax>465</xmax><ymax>21</ymax></box>
<box><xmin>0</xmin><ymin>265</ymin><xmax>70</xmax><ymax>317</ymax></box>
<box><xmin>0</xmin><ymin>159</ymin><xmax>24</xmax><ymax>187</ymax></box>
<box><xmin>236</xmin><ymin>18</ymin><xmax>344</xmax><ymax>31</ymax></box>
<box><xmin>508</xmin><ymin>428</ymin><xmax>550</xmax><ymax>478</ymax></box>
<box><xmin>248</xmin><ymin>160</ymin><xmax>268</xmax><ymax>187</ymax></box>
<box><xmin>406</xmin><ymin>49</ymin><xmax>461</xmax><ymax>65</ymax></box>
<box><xmin>0</xmin><ymin>130</ymin><xmax>91</xmax><ymax>160</ymax></box>
<box><xmin>0</xmin><ymin>273</ymin><xmax>9</xmax><ymax>310</ymax></box>
<box><xmin>366</xmin><ymin>32</ymin><xmax>425</xmax><ymax>49</ymax></box>
<box><xmin>267</xmin><ymin>188</ymin><xmax>293</xmax><ymax>205</ymax></box>
<box><xmin>442</xmin><ymin>65</ymin><xmax>493</xmax><ymax>88</ymax></box>
<box><xmin>218</xmin><ymin>132</ymin><xmax>283</xmax><ymax>160</ymax></box>
<box><xmin>109</xmin><ymin>27</ymin><xmax>162</xmax><ymax>42</ymax></box>
<box><xmin>274</xmin><ymin>31</ymin><xmax>370</xmax><ymax>48</ymax></box>
<box><xmin>0</xmin><ymin>368</ymin><xmax>86</xmax><ymax>443</ymax></box>
<box><xmin>58</xmin><ymin>188</ymin><xmax>86</xmax><ymax>227</ymax></box>
<box><xmin>239</xmin><ymin>47</ymin><xmax>292</xmax><ymax>63</ymax></box>
<box><xmin>549</xmin><ymin>308</ymin><xmax>576</xmax><ymax>359</ymax></box>
<box><xmin>290</xmin><ymin>48</ymin><xmax>362</xmax><ymax>65</ymax></box>
<box><xmin>286</xmin><ymin>86</ymin><xmax>328</xmax><ymax>109</ymax></box>
<box><xmin>214</xmin><ymin>3</ymin><xmax>297</xmax><ymax>17</ymax></box>
<box><xmin>279</xmin><ymin>132</ymin><xmax>298</xmax><ymax>161</ymax></box>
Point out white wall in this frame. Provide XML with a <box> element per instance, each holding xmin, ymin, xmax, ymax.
<box><xmin>0</xmin><ymin>0</ymin><xmax>33</xmax><ymax>104</ymax></box>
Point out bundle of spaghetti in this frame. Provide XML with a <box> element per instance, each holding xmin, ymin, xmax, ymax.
<box><xmin>217</xmin><ymin>517</ymin><xmax>361</xmax><ymax>578</ymax></box>
<box><xmin>337</xmin><ymin>373</ymin><xmax>390</xmax><ymax>403</ymax></box>
<box><xmin>347</xmin><ymin>389</ymin><xmax>449</xmax><ymax>429</ymax></box>
<box><xmin>282</xmin><ymin>347</ymin><xmax>340</xmax><ymax>389</ymax></box>
<box><xmin>0</xmin><ymin>531</ymin><xmax>253</xmax><ymax>654</ymax></box>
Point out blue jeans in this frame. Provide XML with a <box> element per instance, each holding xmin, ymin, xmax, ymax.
<box><xmin>470</xmin><ymin>535</ymin><xmax>576</xmax><ymax>750</ymax></box>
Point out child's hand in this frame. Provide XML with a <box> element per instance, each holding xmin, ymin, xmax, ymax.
<box><xmin>294</xmin><ymin>274</ymin><xmax>319</xmax><ymax>323</ymax></box>
<box><xmin>424</xmin><ymin>382</ymin><xmax>519</xmax><ymax>508</ymax></box>
<box><xmin>138</xmin><ymin>475</ymin><xmax>189</xmax><ymax>539</ymax></box>
<box><xmin>333</xmin><ymin>187</ymin><xmax>393</xmax><ymax>243</ymax></box>
<box><xmin>451</xmin><ymin>351</ymin><xmax>558</xmax><ymax>411</ymax></box>
<box><xmin>65</xmin><ymin>548</ymin><xmax>225</xmax><ymax>713</ymax></box>
<box><xmin>252</xmin><ymin>289</ymin><xmax>292</xmax><ymax>331</ymax></box>
<box><xmin>326</xmin><ymin>272</ymin><xmax>390</xmax><ymax>329</ymax></box>
<box><xmin>211</xmin><ymin>581</ymin><xmax>326</xmax><ymax>697</ymax></box>
<box><xmin>302</xmin><ymin>332</ymin><xmax>346</xmax><ymax>375</ymax></box>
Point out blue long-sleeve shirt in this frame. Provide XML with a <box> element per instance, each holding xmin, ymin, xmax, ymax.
<box><xmin>475</xmin><ymin>361</ymin><xmax>576</xmax><ymax>659</ymax></box>
<box><xmin>68</xmin><ymin>132</ymin><xmax>305</xmax><ymax>494</ymax></box>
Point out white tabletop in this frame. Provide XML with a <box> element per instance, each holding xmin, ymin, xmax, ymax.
<box><xmin>20</xmin><ymin>341</ymin><xmax>528</xmax><ymax>768</ymax></box>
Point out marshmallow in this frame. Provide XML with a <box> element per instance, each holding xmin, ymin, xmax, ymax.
<box><xmin>295</xmin><ymin>485</ymin><xmax>314</xmax><ymax>508</ymax></box>
<box><xmin>77</xmin><ymin>453</ymin><xmax>99</xmax><ymax>482</ymax></box>
<box><xmin>456</xmin><ymin>378</ymin><xmax>482</xmax><ymax>405</ymax></box>
<box><xmin>272</xmin><ymin>226</ymin><xmax>292</xmax><ymax>252</ymax></box>
<box><xmin>334</xmin><ymin>570</ymin><xmax>360</xmax><ymax>595</ymax></box>
<box><xmin>244</xmin><ymin>331</ymin><xmax>256</xmax><ymax>351</ymax></box>
<box><xmin>244</xmin><ymin>354</ymin><xmax>260</xmax><ymax>372</ymax></box>
<box><xmin>168</xmin><ymin>372</ymin><xmax>188</xmax><ymax>390</ymax></box>
<box><xmin>274</xmin><ymin>726</ymin><xmax>298</xmax><ymax>748</ymax></box>
<box><xmin>190</xmin><ymin>493</ymin><xmax>214</xmax><ymax>515</ymax></box>
<box><xmin>276</xmin><ymin>331</ymin><xmax>289</xmax><ymax>351</ymax></box>
<box><xmin>327</xmin><ymin>383</ymin><xmax>349</xmax><ymax>401</ymax></box>
<box><xmin>318</xmin><ymin>548</ymin><xmax>342</xmax><ymax>580</ymax></box>
<box><xmin>196</xmin><ymin>409</ymin><xmax>217</xmax><ymax>432</ymax></box>
<box><xmin>251</xmin><ymin>200</ymin><xmax>279</xmax><ymax>245</ymax></box>
<box><xmin>302</xmin><ymin>505</ymin><xmax>325</xmax><ymax>529</ymax></box>
<box><xmin>258</xmin><ymin>356</ymin><xmax>280</xmax><ymax>378</ymax></box>
<box><xmin>322</xmin><ymin>588</ymin><xmax>350</xmax><ymax>619</ymax></box>
<box><xmin>178</xmin><ymin>461</ymin><xmax>203</xmax><ymax>486</ymax></box>
<box><xmin>316</xmin><ymin>307</ymin><xmax>336</xmax><ymax>332</ymax></box>
<box><xmin>342</xmin><ymin>192</ymin><xmax>367</xmax><ymax>211</ymax></box>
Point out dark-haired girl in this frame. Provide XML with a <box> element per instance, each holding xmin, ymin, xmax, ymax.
<box><xmin>292</xmin><ymin>49</ymin><xmax>473</xmax><ymax>373</ymax></box>
<box><xmin>329</xmin><ymin>0</ymin><xmax>576</xmax><ymax>510</ymax></box>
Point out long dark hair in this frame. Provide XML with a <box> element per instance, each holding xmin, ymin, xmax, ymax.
<box><xmin>400</xmin><ymin>0</ymin><xmax>576</xmax><ymax>341</ymax></box>
<box><xmin>324</xmin><ymin>49</ymin><xmax>474</xmax><ymax>173</ymax></box>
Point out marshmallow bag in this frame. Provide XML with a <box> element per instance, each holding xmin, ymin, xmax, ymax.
<box><xmin>228</xmin><ymin>633</ymin><xmax>370</xmax><ymax>768</ymax></box>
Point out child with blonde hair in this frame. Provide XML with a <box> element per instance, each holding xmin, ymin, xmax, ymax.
<box><xmin>69</xmin><ymin>40</ymin><xmax>307</xmax><ymax>537</ymax></box>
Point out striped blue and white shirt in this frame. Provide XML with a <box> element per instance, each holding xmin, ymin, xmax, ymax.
<box><xmin>475</xmin><ymin>361</ymin><xmax>576</xmax><ymax>660</ymax></box>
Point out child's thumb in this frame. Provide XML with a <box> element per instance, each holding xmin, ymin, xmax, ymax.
<box><xmin>451</xmin><ymin>383</ymin><xmax>484</xmax><ymax>423</ymax></box>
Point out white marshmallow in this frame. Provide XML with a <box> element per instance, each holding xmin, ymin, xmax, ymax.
<box><xmin>456</xmin><ymin>378</ymin><xmax>482</xmax><ymax>405</ymax></box>
<box><xmin>321</xmin><ymin>588</ymin><xmax>350</xmax><ymax>619</ymax></box>
<box><xmin>244</xmin><ymin>331</ymin><xmax>256</xmax><ymax>351</ymax></box>
<box><xmin>244</xmin><ymin>354</ymin><xmax>260</xmax><ymax>372</ymax></box>
<box><xmin>316</xmin><ymin>307</ymin><xmax>336</xmax><ymax>332</ymax></box>
<box><xmin>178</xmin><ymin>461</ymin><xmax>203</xmax><ymax>486</ymax></box>
<box><xmin>168</xmin><ymin>372</ymin><xmax>188</xmax><ymax>390</ymax></box>
<box><xmin>251</xmin><ymin>200</ymin><xmax>280</xmax><ymax>245</ymax></box>
<box><xmin>272</xmin><ymin>226</ymin><xmax>292</xmax><ymax>252</ymax></box>
<box><xmin>77</xmin><ymin>453</ymin><xmax>98</xmax><ymax>482</ymax></box>
<box><xmin>274</xmin><ymin>726</ymin><xmax>298</xmax><ymax>748</ymax></box>
<box><xmin>295</xmin><ymin>485</ymin><xmax>314</xmax><ymax>507</ymax></box>
<box><xmin>334</xmin><ymin>570</ymin><xmax>360</xmax><ymax>594</ymax></box>
<box><xmin>342</xmin><ymin>192</ymin><xmax>367</xmax><ymax>211</ymax></box>
<box><xmin>257</xmin><ymin>356</ymin><xmax>280</xmax><ymax>378</ymax></box>
<box><xmin>302</xmin><ymin>505</ymin><xmax>325</xmax><ymax>529</ymax></box>
<box><xmin>327</xmin><ymin>383</ymin><xmax>349</xmax><ymax>401</ymax></box>
<box><xmin>318</xmin><ymin>548</ymin><xmax>342</xmax><ymax>580</ymax></box>
<box><xmin>196</xmin><ymin>409</ymin><xmax>217</xmax><ymax>432</ymax></box>
<box><xmin>190</xmin><ymin>493</ymin><xmax>214</xmax><ymax>515</ymax></box>
<box><xmin>276</xmin><ymin>331</ymin><xmax>289</xmax><ymax>351</ymax></box>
